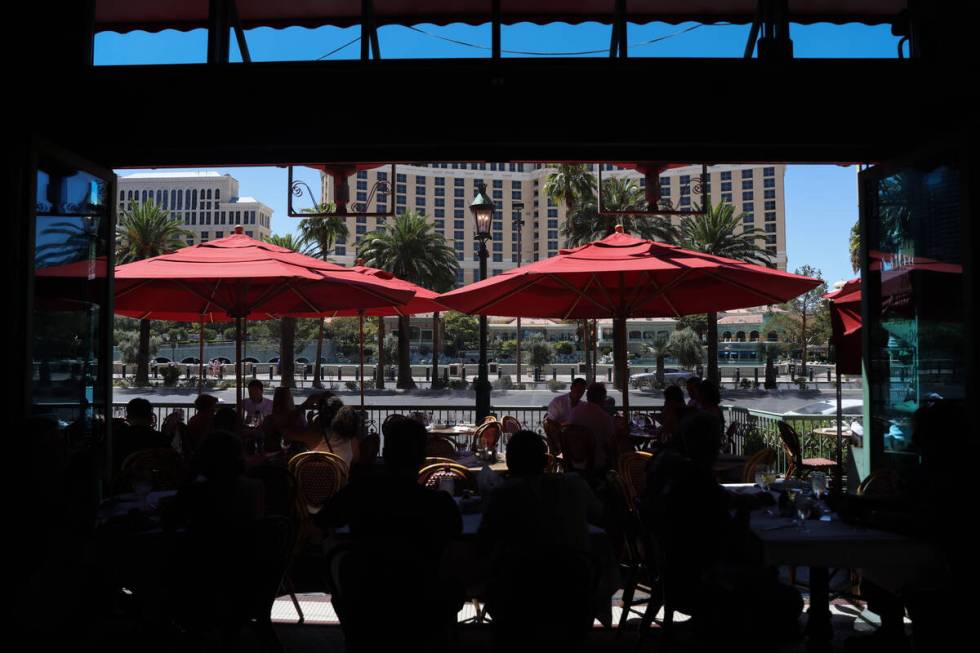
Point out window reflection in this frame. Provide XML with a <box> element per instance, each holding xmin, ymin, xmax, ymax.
<box><xmin>32</xmin><ymin>164</ymin><xmax>110</xmax><ymax>434</ymax></box>
<box><xmin>866</xmin><ymin>164</ymin><xmax>964</xmax><ymax>456</ymax></box>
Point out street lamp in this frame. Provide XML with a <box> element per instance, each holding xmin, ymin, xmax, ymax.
<box><xmin>470</xmin><ymin>182</ymin><xmax>495</xmax><ymax>421</ymax></box>
<box><xmin>512</xmin><ymin>201</ymin><xmax>524</xmax><ymax>385</ymax></box>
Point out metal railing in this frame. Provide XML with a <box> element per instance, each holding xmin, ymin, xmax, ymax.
<box><xmin>41</xmin><ymin>401</ymin><xmax>853</xmax><ymax>476</ymax></box>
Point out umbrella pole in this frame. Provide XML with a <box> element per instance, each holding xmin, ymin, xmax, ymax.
<box><xmin>235</xmin><ymin>317</ymin><xmax>243</xmax><ymax>415</ymax></box>
<box><xmin>359</xmin><ymin>310</ymin><xmax>365</xmax><ymax>408</ymax></box>
<box><xmin>834</xmin><ymin>365</ymin><xmax>844</xmax><ymax>495</ymax></box>
<box><xmin>614</xmin><ymin>315</ymin><xmax>630</xmax><ymax>419</ymax></box>
<box><xmin>198</xmin><ymin>320</ymin><xmax>205</xmax><ymax>391</ymax></box>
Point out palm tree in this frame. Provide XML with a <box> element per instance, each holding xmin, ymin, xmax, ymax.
<box><xmin>544</xmin><ymin>164</ymin><xmax>596</xmax><ymax>215</ymax></box>
<box><xmin>264</xmin><ymin>234</ymin><xmax>305</xmax><ymax>388</ymax></box>
<box><xmin>357</xmin><ymin>211</ymin><xmax>458</xmax><ymax>389</ymax></box>
<box><xmin>679</xmin><ymin>201</ymin><xmax>771</xmax><ymax>385</ymax></box>
<box><xmin>562</xmin><ymin>177</ymin><xmax>678</xmax><ymax>247</ymax></box>
<box><xmin>298</xmin><ymin>203</ymin><xmax>348</xmax><ymax>387</ymax></box>
<box><xmin>561</xmin><ymin>176</ymin><xmax>678</xmax><ymax>388</ymax></box>
<box><xmin>115</xmin><ymin>200</ymin><xmax>191</xmax><ymax>386</ymax></box>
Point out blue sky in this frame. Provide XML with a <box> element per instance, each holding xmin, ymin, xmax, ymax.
<box><xmin>101</xmin><ymin>21</ymin><xmax>896</xmax><ymax>285</ymax></box>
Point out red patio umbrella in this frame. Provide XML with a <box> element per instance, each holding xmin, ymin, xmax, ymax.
<box><xmin>114</xmin><ymin>227</ymin><xmax>415</xmax><ymax>411</ymax></box>
<box><xmin>323</xmin><ymin>263</ymin><xmax>448</xmax><ymax>407</ymax></box>
<box><xmin>439</xmin><ymin>226</ymin><xmax>821</xmax><ymax>415</ymax></box>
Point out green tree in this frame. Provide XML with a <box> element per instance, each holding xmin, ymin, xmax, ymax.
<box><xmin>668</xmin><ymin>328</ymin><xmax>704</xmax><ymax>370</ymax></box>
<box><xmin>849</xmin><ymin>219</ymin><xmax>861</xmax><ymax>273</ymax></box>
<box><xmin>298</xmin><ymin>202</ymin><xmax>348</xmax><ymax>387</ymax></box>
<box><xmin>676</xmin><ymin>314</ymin><xmax>709</xmax><ymax>340</ymax></box>
<box><xmin>764</xmin><ymin>265</ymin><xmax>828</xmax><ymax>378</ymax></box>
<box><xmin>115</xmin><ymin>200</ymin><xmax>192</xmax><ymax>386</ymax></box>
<box><xmin>443</xmin><ymin>311</ymin><xmax>479</xmax><ymax>358</ymax></box>
<box><xmin>264</xmin><ymin>234</ymin><xmax>306</xmax><ymax>387</ymax></box>
<box><xmin>357</xmin><ymin>211</ymin><xmax>458</xmax><ymax>388</ymax></box>
<box><xmin>554</xmin><ymin>341</ymin><xmax>575</xmax><ymax>357</ymax></box>
<box><xmin>679</xmin><ymin>201</ymin><xmax>771</xmax><ymax>384</ymax></box>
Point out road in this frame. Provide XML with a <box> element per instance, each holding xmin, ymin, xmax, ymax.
<box><xmin>114</xmin><ymin>385</ymin><xmax>863</xmax><ymax>414</ymax></box>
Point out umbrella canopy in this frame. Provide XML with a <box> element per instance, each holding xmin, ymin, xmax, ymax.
<box><xmin>323</xmin><ymin>264</ymin><xmax>449</xmax><ymax>407</ymax></box>
<box><xmin>824</xmin><ymin>278</ymin><xmax>862</xmax><ymax>376</ymax></box>
<box><xmin>439</xmin><ymin>226</ymin><xmax>821</xmax><ymax>319</ymax></box>
<box><xmin>115</xmin><ymin>228</ymin><xmax>414</xmax><ymax>320</ymax></box>
<box><xmin>114</xmin><ymin>228</ymin><xmax>416</xmax><ymax>409</ymax></box>
<box><xmin>328</xmin><ymin>265</ymin><xmax>447</xmax><ymax>317</ymax></box>
<box><xmin>439</xmin><ymin>226</ymin><xmax>821</xmax><ymax>416</ymax></box>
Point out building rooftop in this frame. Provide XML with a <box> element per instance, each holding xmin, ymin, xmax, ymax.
<box><xmin>121</xmin><ymin>171</ymin><xmax>225</xmax><ymax>179</ymax></box>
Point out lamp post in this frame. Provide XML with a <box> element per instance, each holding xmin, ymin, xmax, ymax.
<box><xmin>512</xmin><ymin>201</ymin><xmax>524</xmax><ymax>385</ymax></box>
<box><xmin>470</xmin><ymin>182</ymin><xmax>495</xmax><ymax>421</ymax></box>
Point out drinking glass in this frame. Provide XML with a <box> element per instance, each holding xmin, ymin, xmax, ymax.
<box><xmin>811</xmin><ymin>472</ymin><xmax>827</xmax><ymax>497</ymax></box>
<box><xmin>754</xmin><ymin>468</ymin><xmax>766</xmax><ymax>489</ymax></box>
<box><xmin>796</xmin><ymin>497</ymin><xmax>812</xmax><ymax>532</ymax></box>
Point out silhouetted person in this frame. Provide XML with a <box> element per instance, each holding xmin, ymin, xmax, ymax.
<box><xmin>843</xmin><ymin>400</ymin><xmax>962</xmax><ymax>653</ymax></box>
<box><xmin>212</xmin><ymin>405</ymin><xmax>241</xmax><ymax>435</ymax></box>
<box><xmin>697</xmin><ymin>379</ymin><xmax>725</xmax><ymax>436</ymax></box>
<box><xmin>479</xmin><ymin>430</ymin><xmax>602</xmax><ymax>652</ymax></box>
<box><xmin>185</xmin><ymin>394</ymin><xmax>219</xmax><ymax>453</ymax></box>
<box><xmin>685</xmin><ymin>376</ymin><xmax>702</xmax><ymax>409</ymax></box>
<box><xmin>316</xmin><ymin>416</ymin><xmax>462</xmax><ymax>652</ymax></box>
<box><xmin>569</xmin><ymin>382</ymin><xmax>616</xmax><ymax>469</ymax></box>
<box><xmin>113</xmin><ymin>397</ymin><xmax>171</xmax><ymax>475</ymax></box>
<box><xmin>241</xmin><ymin>379</ymin><xmax>273</xmax><ymax>426</ymax></box>
<box><xmin>546</xmin><ymin>377</ymin><xmax>587</xmax><ymax>424</ymax></box>
<box><xmin>318</xmin><ymin>405</ymin><xmax>363</xmax><ymax>468</ymax></box>
<box><xmin>641</xmin><ymin>413</ymin><xmax>801</xmax><ymax>648</ymax></box>
<box><xmin>658</xmin><ymin>384</ymin><xmax>690</xmax><ymax>446</ymax></box>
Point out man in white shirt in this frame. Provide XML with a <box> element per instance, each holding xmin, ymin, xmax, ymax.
<box><xmin>242</xmin><ymin>379</ymin><xmax>274</xmax><ymax>425</ymax></box>
<box><xmin>569</xmin><ymin>382</ymin><xmax>616</xmax><ymax>470</ymax></box>
<box><xmin>546</xmin><ymin>377</ymin><xmax>588</xmax><ymax>425</ymax></box>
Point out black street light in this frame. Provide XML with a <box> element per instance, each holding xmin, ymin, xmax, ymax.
<box><xmin>470</xmin><ymin>182</ymin><xmax>495</xmax><ymax>421</ymax></box>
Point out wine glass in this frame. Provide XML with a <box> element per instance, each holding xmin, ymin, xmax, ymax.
<box><xmin>796</xmin><ymin>496</ymin><xmax>813</xmax><ymax>532</ymax></box>
<box><xmin>754</xmin><ymin>467</ymin><xmax>767</xmax><ymax>489</ymax></box>
<box><xmin>132</xmin><ymin>470</ymin><xmax>153</xmax><ymax>508</ymax></box>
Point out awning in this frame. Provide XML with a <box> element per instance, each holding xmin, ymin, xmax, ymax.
<box><xmin>95</xmin><ymin>1</ymin><xmax>910</xmax><ymax>34</ymax></box>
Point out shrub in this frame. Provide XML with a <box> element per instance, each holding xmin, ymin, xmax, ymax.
<box><xmin>160</xmin><ymin>364</ymin><xmax>181</xmax><ymax>387</ymax></box>
<box><xmin>494</xmin><ymin>374</ymin><xmax>514</xmax><ymax>390</ymax></box>
<box><xmin>345</xmin><ymin>380</ymin><xmax>359</xmax><ymax>391</ymax></box>
<box><xmin>740</xmin><ymin>378</ymin><xmax>752</xmax><ymax>389</ymax></box>
<box><xmin>430</xmin><ymin>377</ymin><xmax>448</xmax><ymax>390</ymax></box>
<box><xmin>548</xmin><ymin>379</ymin><xmax>567</xmax><ymax>393</ymax></box>
<box><xmin>449</xmin><ymin>379</ymin><xmax>469</xmax><ymax>391</ymax></box>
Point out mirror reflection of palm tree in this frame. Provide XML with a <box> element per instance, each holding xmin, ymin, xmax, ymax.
<box><xmin>357</xmin><ymin>211</ymin><xmax>458</xmax><ymax>389</ymax></box>
<box><xmin>115</xmin><ymin>200</ymin><xmax>191</xmax><ymax>386</ymax></box>
<box><xmin>298</xmin><ymin>203</ymin><xmax>348</xmax><ymax>388</ymax></box>
<box><xmin>680</xmin><ymin>201</ymin><xmax>771</xmax><ymax>385</ymax></box>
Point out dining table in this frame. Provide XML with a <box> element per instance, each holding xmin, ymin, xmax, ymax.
<box><xmin>735</xmin><ymin>489</ymin><xmax>939</xmax><ymax>651</ymax></box>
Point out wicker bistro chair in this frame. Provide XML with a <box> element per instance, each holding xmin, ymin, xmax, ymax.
<box><xmin>288</xmin><ymin>451</ymin><xmax>349</xmax><ymax>514</ymax></box>
<box><xmin>617</xmin><ymin>451</ymin><xmax>654</xmax><ymax>506</ymax></box>
<box><xmin>777</xmin><ymin>421</ymin><xmax>839</xmax><ymax>480</ymax></box>
<box><xmin>471</xmin><ymin>420</ymin><xmax>503</xmax><ymax>454</ymax></box>
<box><xmin>426</xmin><ymin>434</ymin><xmax>458</xmax><ymax>459</ymax></box>
<box><xmin>119</xmin><ymin>447</ymin><xmax>184</xmax><ymax>492</ymax></box>
<box><xmin>417</xmin><ymin>462</ymin><xmax>478</xmax><ymax>495</ymax></box>
<box><xmin>542</xmin><ymin>417</ymin><xmax>563</xmax><ymax>456</ymax></box>
<box><xmin>742</xmin><ymin>447</ymin><xmax>778</xmax><ymax>483</ymax></box>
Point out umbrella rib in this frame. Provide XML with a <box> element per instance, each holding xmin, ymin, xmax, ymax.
<box><xmin>464</xmin><ymin>274</ymin><xmax>547</xmax><ymax>315</ymax></box>
<box><xmin>592</xmin><ymin>274</ymin><xmax>617</xmax><ymax>313</ymax></box>
<box><xmin>202</xmin><ymin>278</ymin><xmax>222</xmax><ymax>315</ymax></box>
<box><xmin>627</xmin><ymin>270</ymin><xmax>691</xmax><ymax>316</ymax></box>
<box><xmin>114</xmin><ymin>278</ymin><xmax>151</xmax><ymax>299</ymax></box>
<box><xmin>285</xmin><ymin>282</ymin><xmax>324</xmax><ymax>314</ymax></box>
<box><xmin>702</xmin><ymin>270</ymin><xmax>789</xmax><ymax>305</ymax></box>
<box><xmin>548</xmin><ymin>274</ymin><xmax>615</xmax><ymax>317</ymax></box>
<box><xmin>173</xmin><ymin>279</ymin><xmax>235</xmax><ymax>315</ymax></box>
<box><xmin>560</xmin><ymin>275</ymin><xmax>597</xmax><ymax>320</ymax></box>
